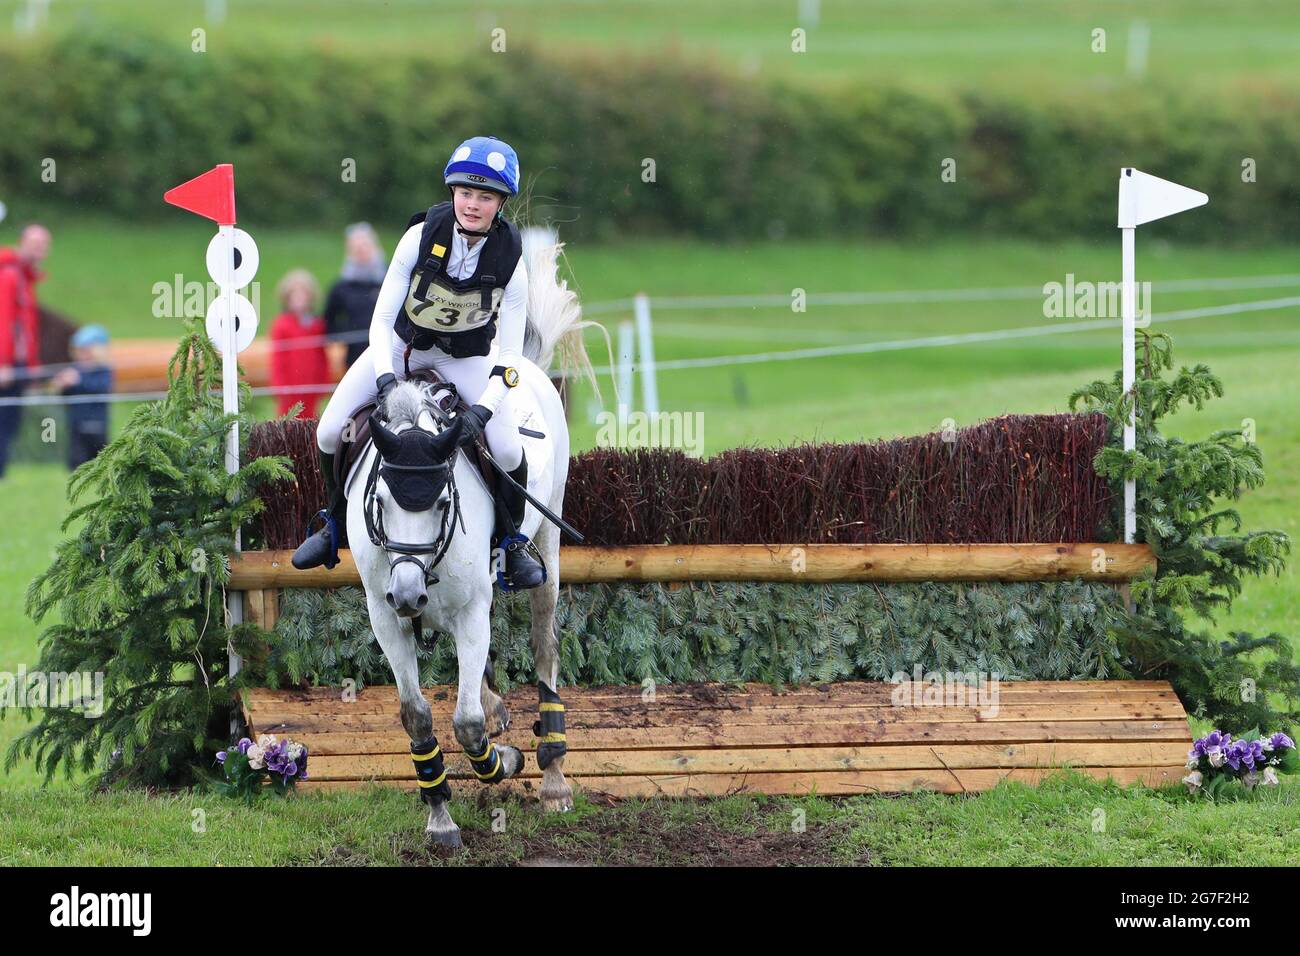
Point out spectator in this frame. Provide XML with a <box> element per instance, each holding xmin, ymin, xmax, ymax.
<box><xmin>270</xmin><ymin>269</ymin><xmax>330</xmax><ymax>419</ymax></box>
<box><xmin>0</xmin><ymin>223</ymin><xmax>51</xmax><ymax>478</ymax></box>
<box><xmin>323</xmin><ymin>222</ymin><xmax>386</xmax><ymax>369</ymax></box>
<box><xmin>53</xmin><ymin>324</ymin><xmax>113</xmax><ymax>470</ymax></box>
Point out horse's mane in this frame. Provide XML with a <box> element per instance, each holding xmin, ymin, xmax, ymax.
<box><xmin>384</xmin><ymin>381</ymin><xmax>429</xmax><ymax>430</ymax></box>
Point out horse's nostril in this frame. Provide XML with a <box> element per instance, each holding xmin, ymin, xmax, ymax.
<box><xmin>385</xmin><ymin>592</ymin><xmax>397</xmax><ymax>608</ymax></box>
<box><xmin>416</xmin><ymin>594</ymin><xmax>428</xmax><ymax>608</ymax></box>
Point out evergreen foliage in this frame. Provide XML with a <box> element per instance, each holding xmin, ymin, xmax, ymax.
<box><xmin>266</xmin><ymin>581</ymin><xmax>1125</xmax><ymax>691</ymax></box>
<box><xmin>2</xmin><ymin>323</ymin><xmax>292</xmax><ymax>786</ymax></box>
<box><xmin>1070</xmin><ymin>331</ymin><xmax>1298</xmax><ymax>730</ymax></box>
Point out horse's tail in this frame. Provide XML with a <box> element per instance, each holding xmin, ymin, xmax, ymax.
<box><xmin>521</xmin><ymin>238</ymin><xmax>606</xmax><ymax>403</ymax></box>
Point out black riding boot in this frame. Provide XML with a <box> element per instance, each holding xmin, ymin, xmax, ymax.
<box><xmin>493</xmin><ymin>454</ymin><xmax>546</xmax><ymax>590</ymax></box>
<box><xmin>292</xmin><ymin>451</ymin><xmax>345</xmax><ymax>570</ymax></box>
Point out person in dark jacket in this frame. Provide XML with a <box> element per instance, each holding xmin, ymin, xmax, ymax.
<box><xmin>323</xmin><ymin>222</ymin><xmax>387</xmax><ymax>369</ymax></box>
<box><xmin>52</xmin><ymin>324</ymin><xmax>113</xmax><ymax>469</ymax></box>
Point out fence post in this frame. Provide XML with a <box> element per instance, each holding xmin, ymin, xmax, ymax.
<box><xmin>634</xmin><ymin>292</ymin><xmax>659</xmax><ymax>418</ymax></box>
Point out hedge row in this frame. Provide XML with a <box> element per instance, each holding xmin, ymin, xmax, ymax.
<box><xmin>260</xmin><ymin>580</ymin><xmax>1125</xmax><ymax>691</ymax></box>
<box><xmin>244</xmin><ymin>412</ymin><xmax>1115</xmax><ymax>548</ymax></box>
<box><xmin>2</xmin><ymin>31</ymin><xmax>1298</xmax><ymax>241</ymax></box>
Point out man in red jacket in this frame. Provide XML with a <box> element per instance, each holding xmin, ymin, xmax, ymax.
<box><xmin>0</xmin><ymin>224</ymin><xmax>51</xmax><ymax>477</ymax></box>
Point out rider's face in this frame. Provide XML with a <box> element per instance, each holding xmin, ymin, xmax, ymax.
<box><xmin>453</xmin><ymin>187</ymin><xmax>504</xmax><ymax>230</ymax></box>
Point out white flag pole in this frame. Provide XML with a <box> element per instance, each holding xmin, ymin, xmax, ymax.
<box><xmin>1121</xmin><ymin>224</ymin><xmax>1137</xmax><ymax>544</ymax></box>
<box><xmin>216</xmin><ymin>223</ymin><xmax>244</xmax><ymax>680</ymax></box>
<box><xmin>1116</xmin><ymin>167</ymin><xmax>1208</xmax><ymax>546</ymax></box>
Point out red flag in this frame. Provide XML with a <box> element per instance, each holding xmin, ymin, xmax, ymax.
<box><xmin>164</xmin><ymin>164</ymin><xmax>236</xmax><ymax>225</ymax></box>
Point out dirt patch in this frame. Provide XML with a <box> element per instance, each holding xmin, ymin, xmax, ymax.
<box><xmin>388</xmin><ymin>795</ymin><xmax>866</xmax><ymax>867</ymax></box>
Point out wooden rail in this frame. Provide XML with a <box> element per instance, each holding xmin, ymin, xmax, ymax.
<box><xmin>242</xmin><ymin>680</ymin><xmax>1191</xmax><ymax>798</ymax></box>
<box><xmin>228</xmin><ymin>543</ymin><xmax>1155</xmax><ymax>589</ymax></box>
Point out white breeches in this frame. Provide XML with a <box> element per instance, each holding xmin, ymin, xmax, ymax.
<box><xmin>317</xmin><ymin>338</ymin><xmax>524</xmax><ymax>472</ymax></box>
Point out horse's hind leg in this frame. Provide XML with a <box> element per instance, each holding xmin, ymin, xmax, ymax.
<box><xmin>366</xmin><ymin>593</ymin><xmax>460</xmax><ymax>848</ymax></box>
<box><xmin>529</xmin><ymin>518</ymin><xmax>573</xmax><ymax>812</ymax></box>
<box><xmin>451</xmin><ymin>601</ymin><xmax>525</xmax><ymax>785</ymax></box>
<box><xmin>481</xmin><ymin>652</ymin><xmax>510</xmax><ymax>738</ymax></box>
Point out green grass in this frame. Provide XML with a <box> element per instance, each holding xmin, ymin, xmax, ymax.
<box><xmin>3</xmin><ymin>0</ymin><xmax>1299</xmax><ymax>94</ymax></box>
<box><xmin>1</xmin><ymin>228</ymin><xmax>1297</xmax><ymax>863</ymax></box>
<box><xmin>1</xmin><ymin>769</ymin><xmax>1296</xmax><ymax>866</ymax></box>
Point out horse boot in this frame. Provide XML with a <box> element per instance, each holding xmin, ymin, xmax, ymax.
<box><xmin>291</xmin><ymin>450</ymin><xmax>345</xmax><ymax>570</ymax></box>
<box><xmin>492</xmin><ymin>454</ymin><xmax>546</xmax><ymax>590</ymax></box>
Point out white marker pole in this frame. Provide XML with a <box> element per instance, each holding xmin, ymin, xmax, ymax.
<box><xmin>1117</xmin><ymin>167</ymin><xmax>1208</xmax><ymax>544</ymax></box>
<box><xmin>216</xmin><ymin>223</ymin><xmax>243</xmax><ymax>680</ymax></box>
<box><xmin>617</xmin><ymin>320</ymin><xmax>635</xmax><ymax>421</ymax></box>
<box><xmin>1121</xmin><ymin>224</ymin><xmax>1137</xmax><ymax>543</ymax></box>
<box><xmin>634</xmin><ymin>292</ymin><xmax>660</xmax><ymax>418</ymax></box>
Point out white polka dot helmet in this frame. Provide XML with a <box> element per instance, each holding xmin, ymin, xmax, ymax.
<box><xmin>443</xmin><ymin>136</ymin><xmax>520</xmax><ymax>197</ymax></box>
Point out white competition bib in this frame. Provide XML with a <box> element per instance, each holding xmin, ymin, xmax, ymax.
<box><xmin>403</xmin><ymin>275</ymin><xmax>503</xmax><ymax>333</ymax></box>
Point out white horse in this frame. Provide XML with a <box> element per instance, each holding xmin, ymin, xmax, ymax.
<box><xmin>345</xmin><ymin>242</ymin><xmax>596</xmax><ymax>847</ymax></box>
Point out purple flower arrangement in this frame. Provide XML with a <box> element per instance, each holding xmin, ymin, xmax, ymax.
<box><xmin>212</xmin><ymin>734</ymin><xmax>309</xmax><ymax>801</ymax></box>
<box><xmin>1183</xmin><ymin>729</ymin><xmax>1297</xmax><ymax>796</ymax></box>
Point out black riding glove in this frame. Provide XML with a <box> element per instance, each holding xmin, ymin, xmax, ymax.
<box><xmin>376</xmin><ymin>373</ymin><xmax>398</xmax><ymax>406</ymax></box>
<box><xmin>458</xmin><ymin>404</ymin><xmax>493</xmax><ymax>447</ymax></box>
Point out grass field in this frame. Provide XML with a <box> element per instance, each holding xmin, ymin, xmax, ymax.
<box><xmin>1</xmin><ymin>226</ymin><xmax>1297</xmax><ymax>864</ymax></box>
<box><xmin>3</xmin><ymin>0</ymin><xmax>1299</xmax><ymax>93</ymax></box>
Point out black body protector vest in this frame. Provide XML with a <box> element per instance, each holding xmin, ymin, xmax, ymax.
<box><xmin>392</xmin><ymin>201</ymin><xmax>523</xmax><ymax>359</ymax></box>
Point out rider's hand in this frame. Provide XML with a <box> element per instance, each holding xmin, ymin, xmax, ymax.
<box><xmin>457</xmin><ymin>403</ymin><xmax>492</xmax><ymax>447</ymax></box>
<box><xmin>376</xmin><ymin>373</ymin><xmax>398</xmax><ymax>406</ymax></box>
<box><xmin>0</xmin><ymin>366</ymin><xmax>13</xmax><ymax>388</ymax></box>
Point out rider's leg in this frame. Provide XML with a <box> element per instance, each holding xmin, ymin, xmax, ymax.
<box><xmin>430</xmin><ymin>352</ymin><xmax>544</xmax><ymax>589</ymax></box>
<box><xmin>292</xmin><ymin>347</ymin><xmax>379</xmax><ymax>570</ymax></box>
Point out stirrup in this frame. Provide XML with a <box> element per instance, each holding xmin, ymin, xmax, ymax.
<box><xmin>495</xmin><ymin>532</ymin><xmax>546</xmax><ymax>591</ymax></box>
<box><xmin>296</xmin><ymin>509</ymin><xmax>339</xmax><ymax>570</ymax></box>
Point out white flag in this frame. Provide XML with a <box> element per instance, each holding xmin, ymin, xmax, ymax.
<box><xmin>1118</xmin><ymin>168</ymin><xmax>1208</xmax><ymax>228</ymax></box>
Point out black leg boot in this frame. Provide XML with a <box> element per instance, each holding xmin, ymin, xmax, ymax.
<box><xmin>493</xmin><ymin>454</ymin><xmax>546</xmax><ymax>590</ymax></box>
<box><xmin>292</xmin><ymin>451</ymin><xmax>345</xmax><ymax>570</ymax></box>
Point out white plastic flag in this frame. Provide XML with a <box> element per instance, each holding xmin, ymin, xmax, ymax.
<box><xmin>1117</xmin><ymin>168</ymin><xmax>1207</xmax><ymax>546</ymax></box>
<box><xmin>1118</xmin><ymin>168</ymin><xmax>1208</xmax><ymax>228</ymax></box>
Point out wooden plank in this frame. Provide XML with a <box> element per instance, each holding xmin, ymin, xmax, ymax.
<box><xmin>245</xmin><ymin>686</ymin><xmax>1190</xmax><ymax>717</ymax></box>
<box><xmin>242</xmin><ymin>681</ymin><xmax>1180</xmax><ymax>714</ymax></box>
<box><xmin>264</xmin><ymin>588</ymin><xmax>280</xmax><ymax>631</ymax></box>
<box><xmin>295</xmin><ymin>765</ymin><xmax>1187</xmax><ymax>797</ymax></box>
<box><xmin>244</xmin><ymin>589</ymin><xmax>266</xmax><ymax>631</ymax></box>
<box><xmin>248</xmin><ymin>700</ymin><xmax>1189</xmax><ymax>737</ymax></box>
<box><xmin>227</xmin><ymin>543</ymin><xmax>1156</xmax><ymax>588</ymax></box>
<box><xmin>303</xmin><ymin>742</ymin><xmax>1193</xmax><ymax>781</ymax></box>
<box><xmin>269</xmin><ymin>719</ymin><xmax>1191</xmax><ymax>757</ymax></box>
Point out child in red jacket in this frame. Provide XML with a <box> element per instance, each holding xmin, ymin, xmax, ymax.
<box><xmin>269</xmin><ymin>269</ymin><xmax>331</xmax><ymax>418</ymax></box>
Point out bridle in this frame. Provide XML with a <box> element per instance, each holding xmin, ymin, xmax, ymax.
<box><xmin>362</xmin><ymin>397</ymin><xmax>467</xmax><ymax>641</ymax></box>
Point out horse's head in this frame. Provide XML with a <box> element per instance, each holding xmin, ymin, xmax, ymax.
<box><xmin>367</xmin><ymin>381</ymin><xmax>463</xmax><ymax>616</ymax></box>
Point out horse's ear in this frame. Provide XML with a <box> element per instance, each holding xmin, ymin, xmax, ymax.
<box><xmin>430</xmin><ymin>416</ymin><xmax>463</xmax><ymax>460</ymax></box>
<box><xmin>369</xmin><ymin>411</ymin><xmax>401</xmax><ymax>459</ymax></box>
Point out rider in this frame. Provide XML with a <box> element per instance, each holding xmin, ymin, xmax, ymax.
<box><xmin>292</xmin><ymin>135</ymin><xmax>546</xmax><ymax>589</ymax></box>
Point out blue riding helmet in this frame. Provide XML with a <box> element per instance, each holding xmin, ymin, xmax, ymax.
<box><xmin>444</xmin><ymin>136</ymin><xmax>520</xmax><ymax>198</ymax></box>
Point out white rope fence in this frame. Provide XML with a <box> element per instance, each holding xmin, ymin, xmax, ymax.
<box><xmin>4</xmin><ymin>276</ymin><xmax>1298</xmax><ymax>407</ymax></box>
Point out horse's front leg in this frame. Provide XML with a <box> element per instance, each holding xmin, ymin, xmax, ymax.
<box><xmin>452</xmin><ymin>602</ymin><xmax>525</xmax><ymax>785</ymax></box>
<box><xmin>364</xmin><ymin>590</ymin><xmax>460</xmax><ymax>848</ymax></box>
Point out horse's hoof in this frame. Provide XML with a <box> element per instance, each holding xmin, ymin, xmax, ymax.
<box><xmin>426</xmin><ymin>826</ymin><xmax>462</xmax><ymax>849</ymax></box>
<box><xmin>541</xmin><ymin>787</ymin><xmax>574</xmax><ymax>813</ymax></box>
<box><xmin>499</xmin><ymin>745</ymin><xmax>525</xmax><ymax>778</ymax></box>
